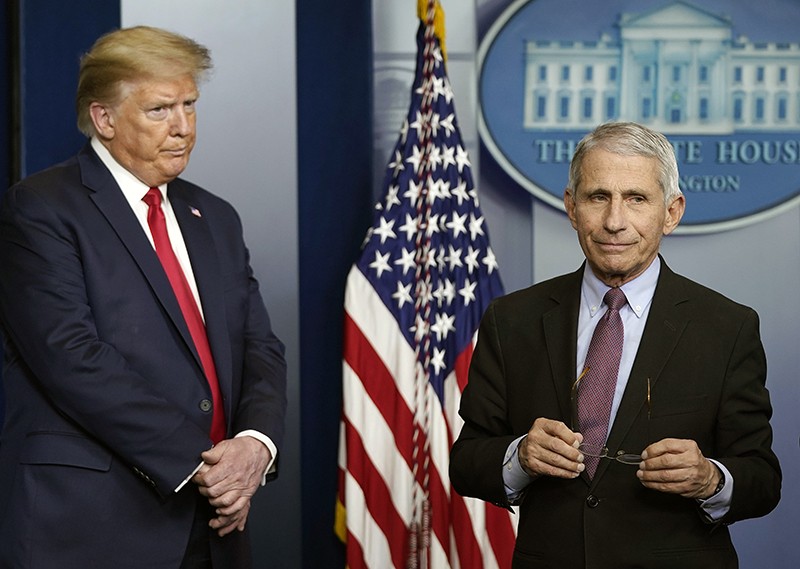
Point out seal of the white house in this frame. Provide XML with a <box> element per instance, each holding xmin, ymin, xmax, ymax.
<box><xmin>478</xmin><ymin>0</ymin><xmax>800</xmax><ymax>233</ymax></box>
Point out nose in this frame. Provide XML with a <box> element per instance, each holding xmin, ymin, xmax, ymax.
<box><xmin>170</xmin><ymin>107</ymin><xmax>194</xmax><ymax>137</ymax></box>
<box><xmin>603</xmin><ymin>197</ymin><xmax>627</xmax><ymax>232</ymax></box>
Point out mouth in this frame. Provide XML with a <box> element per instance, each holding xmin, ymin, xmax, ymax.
<box><xmin>595</xmin><ymin>241</ymin><xmax>632</xmax><ymax>252</ymax></box>
<box><xmin>163</xmin><ymin>148</ymin><xmax>189</xmax><ymax>157</ymax></box>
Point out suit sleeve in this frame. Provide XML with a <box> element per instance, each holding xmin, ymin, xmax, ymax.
<box><xmin>715</xmin><ymin>308</ymin><xmax>781</xmax><ymax>522</ymax></box>
<box><xmin>0</xmin><ymin>185</ymin><xmax>211</xmax><ymax>495</ymax></box>
<box><xmin>230</xmin><ymin>243</ymin><xmax>287</xmax><ymax>477</ymax></box>
<box><xmin>450</xmin><ymin>301</ymin><xmax>519</xmax><ymax>507</ymax></box>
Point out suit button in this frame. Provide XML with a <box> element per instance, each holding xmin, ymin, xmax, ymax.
<box><xmin>199</xmin><ymin>399</ymin><xmax>213</xmax><ymax>412</ymax></box>
<box><xmin>586</xmin><ymin>494</ymin><xmax>599</xmax><ymax>508</ymax></box>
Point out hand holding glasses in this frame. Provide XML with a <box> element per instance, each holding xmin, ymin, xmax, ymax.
<box><xmin>570</xmin><ymin>368</ymin><xmax>651</xmax><ymax>467</ymax></box>
<box><xmin>577</xmin><ymin>443</ymin><xmax>642</xmax><ymax>465</ymax></box>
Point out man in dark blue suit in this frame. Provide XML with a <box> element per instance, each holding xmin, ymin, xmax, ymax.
<box><xmin>0</xmin><ymin>26</ymin><xmax>287</xmax><ymax>568</ymax></box>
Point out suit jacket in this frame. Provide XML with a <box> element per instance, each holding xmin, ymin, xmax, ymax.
<box><xmin>0</xmin><ymin>144</ymin><xmax>287</xmax><ymax>569</ymax></box>
<box><xmin>450</xmin><ymin>262</ymin><xmax>780</xmax><ymax>569</ymax></box>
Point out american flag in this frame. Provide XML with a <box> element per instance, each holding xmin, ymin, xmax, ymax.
<box><xmin>336</xmin><ymin>2</ymin><xmax>516</xmax><ymax>567</ymax></box>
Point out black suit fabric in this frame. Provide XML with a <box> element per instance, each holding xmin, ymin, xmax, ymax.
<box><xmin>450</xmin><ymin>262</ymin><xmax>780</xmax><ymax>569</ymax></box>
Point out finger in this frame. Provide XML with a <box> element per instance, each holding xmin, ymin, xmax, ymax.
<box><xmin>637</xmin><ymin>464</ymin><xmax>692</xmax><ymax>483</ymax></box>
<box><xmin>211</xmin><ymin>494</ymin><xmax>250</xmax><ymax>514</ymax></box>
<box><xmin>533</xmin><ymin>417</ymin><xmax>580</xmax><ymax>446</ymax></box>
<box><xmin>521</xmin><ymin>437</ymin><xmax>585</xmax><ymax>478</ymax></box>
<box><xmin>641</xmin><ymin>454</ymin><xmax>696</xmax><ymax>472</ymax></box>
<box><xmin>200</xmin><ymin>439</ymin><xmax>267</xmax><ymax>492</ymax></box>
<box><xmin>529</xmin><ymin>432</ymin><xmax>583</xmax><ymax>463</ymax></box>
<box><xmin>196</xmin><ymin>463</ymin><xmax>246</xmax><ymax>497</ymax></box>
<box><xmin>544</xmin><ymin>438</ymin><xmax>584</xmax><ymax>464</ymax></box>
<box><xmin>201</xmin><ymin>441</ymin><xmax>229</xmax><ymax>465</ymax></box>
<box><xmin>216</xmin><ymin>498</ymin><xmax>250</xmax><ymax>519</ymax></box>
<box><xmin>529</xmin><ymin>419</ymin><xmax>582</xmax><ymax>454</ymax></box>
<box><xmin>212</xmin><ymin>503</ymin><xmax>251</xmax><ymax>536</ymax></box>
<box><xmin>641</xmin><ymin>438</ymin><xmax>695</xmax><ymax>460</ymax></box>
<box><xmin>203</xmin><ymin>471</ymin><xmax>258</xmax><ymax>501</ymax></box>
<box><xmin>638</xmin><ymin>464</ymin><xmax>715</xmax><ymax>498</ymax></box>
<box><xmin>191</xmin><ymin>463</ymin><xmax>214</xmax><ymax>487</ymax></box>
<box><xmin>215</xmin><ymin>518</ymin><xmax>241</xmax><ymax>537</ymax></box>
<box><xmin>527</xmin><ymin>455</ymin><xmax>585</xmax><ymax>479</ymax></box>
<box><xmin>642</xmin><ymin>444</ymin><xmax>705</xmax><ymax>472</ymax></box>
<box><xmin>209</xmin><ymin>510</ymin><xmax>243</xmax><ymax>531</ymax></box>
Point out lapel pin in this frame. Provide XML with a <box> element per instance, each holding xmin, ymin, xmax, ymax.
<box><xmin>190</xmin><ymin>206</ymin><xmax>202</xmax><ymax>218</ymax></box>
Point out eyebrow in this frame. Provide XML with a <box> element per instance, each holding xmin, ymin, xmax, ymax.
<box><xmin>584</xmin><ymin>187</ymin><xmax>651</xmax><ymax>196</ymax></box>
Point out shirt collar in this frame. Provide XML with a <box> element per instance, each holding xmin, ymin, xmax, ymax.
<box><xmin>582</xmin><ymin>256</ymin><xmax>661</xmax><ymax>319</ymax></box>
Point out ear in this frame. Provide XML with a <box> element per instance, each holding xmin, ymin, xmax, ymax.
<box><xmin>89</xmin><ymin>102</ymin><xmax>115</xmax><ymax>140</ymax></box>
<box><xmin>662</xmin><ymin>194</ymin><xmax>686</xmax><ymax>235</ymax></box>
<box><xmin>564</xmin><ymin>189</ymin><xmax>578</xmax><ymax>230</ymax></box>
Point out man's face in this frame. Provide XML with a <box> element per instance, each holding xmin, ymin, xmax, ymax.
<box><xmin>564</xmin><ymin>148</ymin><xmax>685</xmax><ymax>287</ymax></box>
<box><xmin>99</xmin><ymin>74</ymin><xmax>199</xmax><ymax>187</ymax></box>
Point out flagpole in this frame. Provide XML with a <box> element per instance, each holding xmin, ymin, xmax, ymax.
<box><xmin>408</xmin><ymin>1</ymin><xmax>438</xmax><ymax>567</ymax></box>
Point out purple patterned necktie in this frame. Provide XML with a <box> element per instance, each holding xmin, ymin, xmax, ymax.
<box><xmin>577</xmin><ymin>287</ymin><xmax>627</xmax><ymax>478</ymax></box>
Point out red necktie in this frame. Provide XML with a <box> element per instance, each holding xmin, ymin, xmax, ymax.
<box><xmin>143</xmin><ymin>187</ymin><xmax>226</xmax><ymax>444</ymax></box>
<box><xmin>577</xmin><ymin>287</ymin><xmax>626</xmax><ymax>478</ymax></box>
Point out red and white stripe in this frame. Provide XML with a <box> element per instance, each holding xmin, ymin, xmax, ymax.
<box><xmin>339</xmin><ymin>267</ymin><xmax>517</xmax><ymax>568</ymax></box>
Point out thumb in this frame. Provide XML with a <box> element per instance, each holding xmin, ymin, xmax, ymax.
<box><xmin>201</xmin><ymin>443</ymin><xmax>226</xmax><ymax>465</ymax></box>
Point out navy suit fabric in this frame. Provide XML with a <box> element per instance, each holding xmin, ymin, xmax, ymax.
<box><xmin>0</xmin><ymin>144</ymin><xmax>287</xmax><ymax>568</ymax></box>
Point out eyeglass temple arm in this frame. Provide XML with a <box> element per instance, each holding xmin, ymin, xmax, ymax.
<box><xmin>570</xmin><ymin>367</ymin><xmax>591</xmax><ymax>431</ymax></box>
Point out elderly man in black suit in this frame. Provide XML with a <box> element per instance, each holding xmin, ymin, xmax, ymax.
<box><xmin>450</xmin><ymin>121</ymin><xmax>780</xmax><ymax>569</ymax></box>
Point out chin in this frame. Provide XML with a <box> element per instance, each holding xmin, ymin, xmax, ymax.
<box><xmin>161</xmin><ymin>163</ymin><xmax>189</xmax><ymax>180</ymax></box>
<box><xmin>595</xmin><ymin>263</ymin><xmax>632</xmax><ymax>282</ymax></box>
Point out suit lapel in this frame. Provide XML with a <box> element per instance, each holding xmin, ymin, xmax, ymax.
<box><xmin>543</xmin><ymin>268</ymin><xmax>583</xmax><ymax>430</ymax></box>
<box><xmin>169</xmin><ymin>183</ymin><xmax>233</xmax><ymax>418</ymax></box>
<box><xmin>80</xmin><ymin>146</ymin><xmax>197</xmax><ymax>361</ymax></box>
<box><xmin>80</xmin><ymin>145</ymin><xmax>233</xmax><ymax>409</ymax></box>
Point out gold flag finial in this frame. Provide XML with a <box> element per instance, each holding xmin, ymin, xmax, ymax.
<box><xmin>417</xmin><ymin>0</ymin><xmax>446</xmax><ymax>61</ymax></box>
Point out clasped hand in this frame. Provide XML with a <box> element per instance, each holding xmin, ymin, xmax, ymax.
<box><xmin>518</xmin><ymin>418</ymin><xmax>720</xmax><ymax>499</ymax></box>
<box><xmin>192</xmin><ymin>436</ymin><xmax>271</xmax><ymax>536</ymax></box>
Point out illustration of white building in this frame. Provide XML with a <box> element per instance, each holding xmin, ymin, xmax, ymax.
<box><xmin>523</xmin><ymin>0</ymin><xmax>800</xmax><ymax>133</ymax></box>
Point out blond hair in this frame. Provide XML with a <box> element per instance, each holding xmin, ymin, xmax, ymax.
<box><xmin>76</xmin><ymin>26</ymin><xmax>212</xmax><ymax>136</ymax></box>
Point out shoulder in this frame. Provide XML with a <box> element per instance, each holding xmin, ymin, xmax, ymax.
<box><xmin>168</xmin><ymin>178</ymin><xmax>241</xmax><ymax>223</ymax></box>
<box><xmin>658</xmin><ymin>263</ymin><xmax>759</xmax><ymax>324</ymax></box>
<box><xmin>489</xmin><ymin>269</ymin><xmax>581</xmax><ymax>316</ymax></box>
<box><xmin>6</xmin><ymin>155</ymin><xmax>82</xmax><ymax>196</ymax></box>
<box><xmin>169</xmin><ymin>178</ymin><xmax>235</xmax><ymax>210</ymax></box>
<box><xmin>1</xmin><ymin>155</ymin><xmax>88</xmax><ymax>224</ymax></box>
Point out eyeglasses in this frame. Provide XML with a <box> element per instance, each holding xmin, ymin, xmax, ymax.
<box><xmin>577</xmin><ymin>443</ymin><xmax>642</xmax><ymax>465</ymax></box>
<box><xmin>570</xmin><ymin>369</ymin><xmax>651</xmax><ymax>466</ymax></box>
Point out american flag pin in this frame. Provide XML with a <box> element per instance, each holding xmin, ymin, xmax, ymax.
<box><xmin>190</xmin><ymin>207</ymin><xmax>202</xmax><ymax>218</ymax></box>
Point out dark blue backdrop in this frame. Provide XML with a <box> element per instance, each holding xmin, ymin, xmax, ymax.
<box><xmin>297</xmin><ymin>2</ymin><xmax>373</xmax><ymax>567</ymax></box>
<box><xmin>1</xmin><ymin>2</ymin><xmax>11</xmax><ymax>191</ymax></box>
<box><xmin>0</xmin><ymin>0</ymin><xmax>11</xmax><ymax>422</ymax></box>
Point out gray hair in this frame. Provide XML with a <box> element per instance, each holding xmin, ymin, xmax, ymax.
<box><xmin>567</xmin><ymin>122</ymin><xmax>682</xmax><ymax>203</ymax></box>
